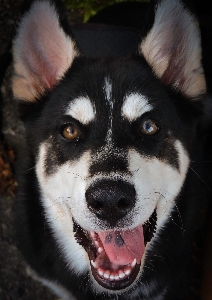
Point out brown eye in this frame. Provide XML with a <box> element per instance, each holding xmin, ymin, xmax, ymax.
<box><xmin>141</xmin><ymin>119</ymin><xmax>159</xmax><ymax>135</ymax></box>
<box><xmin>61</xmin><ymin>124</ymin><xmax>79</xmax><ymax>140</ymax></box>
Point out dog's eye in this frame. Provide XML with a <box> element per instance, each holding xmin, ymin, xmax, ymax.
<box><xmin>61</xmin><ymin>124</ymin><xmax>79</xmax><ymax>140</ymax></box>
<box><xmin>141</xmin><ymin>119</ymin><xmax>159</xmax><ymax>135</ymax></box>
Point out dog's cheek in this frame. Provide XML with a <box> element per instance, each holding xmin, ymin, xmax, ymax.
<box><xmin>35</xmin><ymin>142</ymin><xmax>92</xmax><ymax>273</ymax></box>
<box><xmin>156</xmin><ymin>140</ymin><xmax>190</xmax><ymax>227</ymax></box>
<box><xmin>128</xmin><ymin>140</ymin><xmax>189</xmax><ymax>228</ymax></box>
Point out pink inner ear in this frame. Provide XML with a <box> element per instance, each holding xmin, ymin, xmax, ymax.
<box><xmin>140</xmin><ymin>0</ymin><xmax>206</xmax><ymax>98</ymax></box>
<box><xmin>160</xmin><ymin>23</ymin><xmax>186</xmax><ymax>88</ymax></box>
<box><xmin>13</xmin><ymin>1</ymin><xmax>77</xmax><ymax>99</ymax></box>
<box><xmin>23</xmin><ymin>16</ymin><xmax>65</xmax><ymax>89</ymax></box>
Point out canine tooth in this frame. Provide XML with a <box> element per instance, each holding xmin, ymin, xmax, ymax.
<box><xmin>95</xmin><ymin>241</ymin><xmax>99</xmax><ymax>247</ymax></box>
<box><xmin>103</xmin><ymin>271</ymin><xmax>110</xmax><ymax>279</ymax></box>
<box><xmin>98</xmin><ymin>269</ymin><xmax>103</xmax><ymax>276</ymax></box>
<box><xmin>131</xmin><ymin>258</ymin><xmax>136</xmax><ymax>268</ymax></box>
<box><xmin>91</xmin><ymin>260</ymin><xmax>97</xmax><ymax>268</ymax></box>
<box><xmin>90</xmin><ymin>232</ymin><xmax>95</xmax><ymax>238</ymax></box>
<box><xmin>110</xmin><ymin>274</ymin><xmax>115</xmax><ymax>280</ymax></box>
<box><xmin>118</xmin><ymin>271</ymin><xmax>125</xmax><ymax>279</ymax></box>
<box><xmin>98</xmin><ymin>247</ymin><xmax>103</xmax><ymax>253</ymax></box>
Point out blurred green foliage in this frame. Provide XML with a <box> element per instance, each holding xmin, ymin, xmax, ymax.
<box><xmin>62</xmin><ymin>0</ymin><xmax>149</xmax><ymax>22</ymax></box>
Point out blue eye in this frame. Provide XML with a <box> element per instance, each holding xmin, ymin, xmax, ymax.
<box><xmin>141</xmin><ymin>119</ymin><xmax>159</xmax><ymax>135</ymax></box>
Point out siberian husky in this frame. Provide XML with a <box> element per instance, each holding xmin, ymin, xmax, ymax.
<box><xmin>13</xmin><ymin>0</ymin><xmax>207</xmax><ymax>299</ymax></box>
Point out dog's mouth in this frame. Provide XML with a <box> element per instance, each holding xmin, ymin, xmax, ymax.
<box><xmin>74</xmin><ymin>210</ymin><xmax>157</xmax><ymax>290</ymax></box>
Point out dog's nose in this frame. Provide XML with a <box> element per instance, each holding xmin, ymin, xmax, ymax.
<box><xmin>85</xmin><ymin>180</ymin><xmax>136</xmax><ymax>224</ymax></box>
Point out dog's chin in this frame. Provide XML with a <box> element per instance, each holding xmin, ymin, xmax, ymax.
<box><xmin>73</xmin><ymin>211</ymin><xmax>157</xmax><ymax>291</ymax></box>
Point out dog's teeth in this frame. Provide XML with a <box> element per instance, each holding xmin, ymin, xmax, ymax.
<box><xmin>103</xmin><ymin>271</ymin><xmax>110</xmax><ymax>279</ymax></box>
<box><xmin>109</xmin><ymin>274</ymin><xmax>115</xmax><ymax>280</ymax></box>
<box><xmin>124</xmin><ymin>268</ymin><xmax>131</xmax><ymax>276</ymax></box>
<box><xmin>95</xmin><ymin>241</ymin><xmax>99</xmax><ymax>247</ymax></box>
<box><xmin>91</xmin><ymin>260</ymin><xmax>97</xmax><ymax>268</ymax></box>
<box><xmin>118</xmin><ymin>271</ymin><xmax>125</xmax><ymax>279</ymax></box>
<box><xmin>98</xmin><ymin>269</ymin><xmax>103</xmax><ymax>276</ymax></box>
<box><xmin>98</xmin><ymin>247</ymin><xmax>103</xmax><ymax>253</ymax></box>
<box><xmin>97</xmin><ymin>267</ymin><xmax>132</xmax><ymax>281</ymax></box>
<box><xmin>131</xmin><ymin>258</ymin><xmax>136</xmax><ymax>268</ymax></box>
<box><xmin>90</xmin><ymin>232</ymin><xmax>95</xmax><ymax>238</ymax></box>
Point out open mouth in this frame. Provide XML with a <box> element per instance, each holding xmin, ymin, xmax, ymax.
<box><xmin>73</xmin><ymin>210</ymin><xmax>157</xmax><ymax>290</ymax></box>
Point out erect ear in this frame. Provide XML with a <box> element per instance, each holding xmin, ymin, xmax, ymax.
<box><xmin>12</xmin><ymin>0</ymin><xmax>79</xmax><ymax>102</ymax></box>
<box><xmin>140</xmin><ymin>0</ymin><xmax>206</xmax><ymax>99</ymax></box>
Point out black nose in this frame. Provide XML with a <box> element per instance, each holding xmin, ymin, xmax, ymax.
<box><xmin>85</xmin><ymin>180</ymin><xmax>136</xmax><ymax>224</ymax></box>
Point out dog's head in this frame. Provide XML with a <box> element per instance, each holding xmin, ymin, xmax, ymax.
<box><xmin>13</xmin><ymin>0</ymin><xmax>205</xmax><ymax>294</ymax></box>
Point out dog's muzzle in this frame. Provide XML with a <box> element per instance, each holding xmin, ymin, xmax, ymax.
<box><xmin>73</xmin><ymin>179</ymin><xmax>157</xmax><ymax>290</ymax></box>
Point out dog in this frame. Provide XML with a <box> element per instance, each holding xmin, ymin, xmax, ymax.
<box><xmin>13</xmin><ymin>0</ymin><xmax>207</xmax><ymax>299</ymax></box>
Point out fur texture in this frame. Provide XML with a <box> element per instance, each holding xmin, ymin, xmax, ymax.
<box><xmin>13</xmin><ymin>0</ymin><xmax>206</xmax><ymax>299</ymax></box>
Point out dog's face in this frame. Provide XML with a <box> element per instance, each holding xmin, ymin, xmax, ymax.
<box><xmin>13</xmin><ymin>0</ymin><xmax>206</xmax><ymax>295</ymax></box>
<box><xmin>33</xmin><ymin>59</ymin><xmax>191</xmax><ymax>290</ymax></box>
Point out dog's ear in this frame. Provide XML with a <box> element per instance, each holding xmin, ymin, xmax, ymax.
<box><xmin>140</xmin><ymin>0</ymin><xmax>206</xmax><ymax>99</ymax></box>
<box><xmin>12</xmin><ymin>0</ymin><xmax>79</xmax><ymax>102</ymax></box>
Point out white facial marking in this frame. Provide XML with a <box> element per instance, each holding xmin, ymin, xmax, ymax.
<box><xmin>35</xmin><ymin>136</ymin><xmax>190</xmax><ymax>282</ymax></box>
<box><xmin>122</xmin><ymin>93</ymin><xmax>153</xmax><ymax>122</ymax></box>
<box><xmin>36</xmin><ymin>143</ymin><xmax>95</xmax><ymax>274</ymax></box>
<box><xmin>104</xmin><ymin>77</ymin><xmax>112</xmax><ymax>106</ymax></box>
<box><xmin>127</xmin><ymin>140</ymin><xmax>189</xmax><ymax>228</ymax></box>
<box><xmin>156</xmin><ymin>140</ymin><xmax>190</xmax><ymax>227</ymax></box>
<box><xmin>66</xmin><ymin>97</ymin><xmax>95</xmax><ymax>124</ymax></box>
<box><xmin>91</xmin><ymin>77</ymin><xmax>117</xmax><ymax>166</ymax></box>
<box><xmin>104</xmin><ymin>77</ymin><xmax>113</xmax><ymax>144</ymax></box>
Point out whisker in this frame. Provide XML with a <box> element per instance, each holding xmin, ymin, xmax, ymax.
<box><xmin>137</xmin><ymin>275</ymin><xmax>149</xmax><ymax>287</ymax></box>
<box><xmin>153</xmin><ymin>190</ymin><xmax>185</xmax><ymax>231</ymax></box>
<box><xmin>127</xmin><ymin>281</ymin><xmax>143</xmax><ymax>299</ymax></box>
<box><xmin>191</xmin><ymin>160</ymin><xmax>212</xmax><ymax>163</ymax></box>
<box><xmin>150</xmin><ymin>254</ymin><xmax>165</xmax><ymax>261</ymax></box>
<box><xmin>145</xmin><ymin>261</ymin><xmax>155</xmax><ymax>269</ymax></box>
<box><xmin>79</xmin><ymin>272</ymin><xmax>90</xmax><ymax>291</ymax></box>
<box><xmin>26</xmin><ymin>165</ymin><xmax>36</xmax><ymax>173</ymax></box>
<box><xmin>173</xmin><ymin>201</ymin><xmax>184</xmax><ymax>233</ymax></box>
<box><xmin>143</xmin><ymin>265</ymin><xmax>157</xmax><ymax>274</ymax></box>
<box><xmin>189</xmin><ymin>166</ymin><xmax>212</xmax><ymax>192</ymax></box>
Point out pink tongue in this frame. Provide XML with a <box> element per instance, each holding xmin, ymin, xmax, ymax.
<box><xmin>98</xmin><ymin>225</ymin><xmax>144</xmax><ymax>265</ymax></box>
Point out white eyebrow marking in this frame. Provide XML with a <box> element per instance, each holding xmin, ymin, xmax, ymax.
<box><xmin>66</xmin><ymin>97</ymin><xmax>95</xmax><ymax>124</ymax></box>
<box><xmin>103</xmin><ymin>77</ymin><xmax>113</xmax><ymax>145</ymax></box>
<box><xmin>121</xmin><ymin>93</ymin><xmax>153</xmax><ymax>122</ymax></box>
